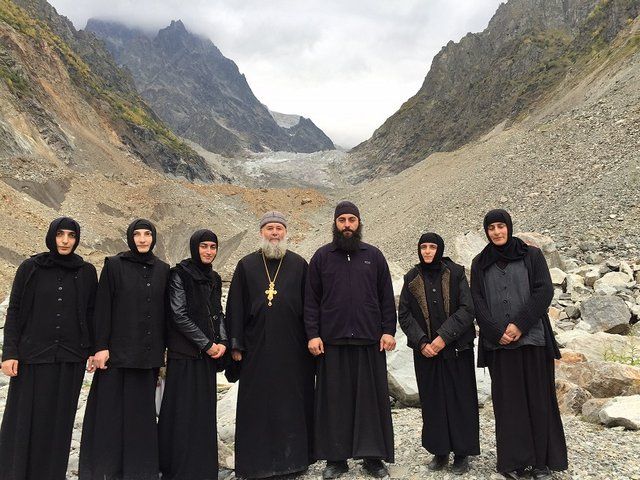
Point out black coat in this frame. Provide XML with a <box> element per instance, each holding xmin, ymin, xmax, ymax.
<box><xmin>2</xmin><ymin>255</ymin><xmax>97</xmax><ymax>362</ymax></box>
<box><xmin>92</xmin><ymin>254</ymin><xmax>169</xmax><ymax>369</ymax></box>
<box><xmin>304</xmin><ymin>242</ymin><xmax>397</xmax><ymax>343</ymax></box>
<box><xmin>166</xmin><ymin>265</ymin><xmax>228</xmax><ymax>359</ymax></box>
<box><xmin>398</xmin><ymin>259</ymin><xmax>475</xmax><ymax>357</ymax></box>
<box><xmin>471</xmin><ymin>245</ymin><xmax>560</xmax><ymax>367</ymax></box>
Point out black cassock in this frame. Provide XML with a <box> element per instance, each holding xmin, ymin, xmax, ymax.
<box><xmin>226</xmin><ymin>251</ymin><xmax>314</xmax><ymax>479</ymax></box>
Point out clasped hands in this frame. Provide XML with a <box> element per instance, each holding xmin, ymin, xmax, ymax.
<box><xmin>499</xmin><ymin>323</ymin><xmax>522</xmax><ymax>345</ymax></box>
<box><xmin>420</xmin><ymin>336</ymin><xmax>446</xmax><ymax>358</ymax></box>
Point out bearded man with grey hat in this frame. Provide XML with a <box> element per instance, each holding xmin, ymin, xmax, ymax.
<box><xmin>226</xmin><ymin>211</ymin><xmax>315</xmax><ymax>479</ymax></box>
<box><xmin>305</xmin><ymin>201</ymin><xmax>396</xmax><ymax>479</ymax></box>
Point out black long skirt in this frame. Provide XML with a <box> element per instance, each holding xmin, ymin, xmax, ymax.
<box><xmin>314</xmin><ymin>344</ymin><xmax>394</xmax><ymax>463</ymax></box>
<box><xmin>0</xmin><ymin>362</ymin><xmax>84</xmax><ymax>480</ymax></box>
<box><xmin>79</xmin><ymin>367</ymin><xmax>159</xmax><ymax>480</ymax></box>
<box><xmin>158</xmin><ymin>357</ymin><xmax>218</xmax><ymax>480</ymax></box>
<box><xmin>414</xmin><ymin>348</ymin><xmax>480</xmax><ymax>456</ymax></box>
<box><xmin>486</xmin><ymin>346</ymin><xmax>568</xmax><ymax>473</ymax></box>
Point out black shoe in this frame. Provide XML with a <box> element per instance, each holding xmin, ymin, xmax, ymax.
<box><xmin>322</xmin><ymin>461</ymin><xmax>349</xmax><ymax>479</ymax></box>
<box><xmin>451</xmin><ymin>455</ymin><xmax>470</xmax><ymax>475</ymax></box>
<box><xmin>501</xmin><ymin>472</ymin><xmax>521</xmax><ymax>480</ymax></box>
<box><xmin>532</xmin><ymin>467</ymin><xmax>552</xmax><ymax>480</ymax></box>
<box><xmin>427</xmin><ymin>454</ymin><xmax>449</xmax><ymax>471</ymax></box>
<box><xmin>362</xmin><ymin>459</ymin><xmax>389</xmax><ymax>478</ymax></box>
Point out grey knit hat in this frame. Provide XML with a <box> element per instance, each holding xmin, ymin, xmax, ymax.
<box><xmin>259</xmin><ymin>211</ymin><xmax>288</xmax><ymax>229</ymax></box>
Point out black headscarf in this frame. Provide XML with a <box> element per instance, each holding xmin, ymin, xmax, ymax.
<box><xmin>179</xmin><ymin>229</ymin><xmax>218</xmax><ymax>284</ymax></box>
<box><xmin>476</xmin><ymin>209</ymin><xmax>528</xmax><ymax>270</ymax></box>
<box><xmin>418</xmin><ymin>232</ymin><xmax>444</xmax><ymax>271</ymax></box>
<box><xmin>35</xmin><ymin>216</ymin><xmax>84</xmax><ymax>269</ymax></box>
<box><xmin>120</xmin><ymin>218</ymin><xmax>157</xmax><ymax>264</ymax></box>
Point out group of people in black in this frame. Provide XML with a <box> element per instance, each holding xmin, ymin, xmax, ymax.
<box><xmin>0</xmin><ymin>202</ymin><xmax>567</xmax><ymax>480</ymax></box>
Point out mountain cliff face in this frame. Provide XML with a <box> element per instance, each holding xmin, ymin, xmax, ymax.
<box><xmin>86</xmin><ymin>19</ymin><xmax>335</xmax><ymax>156</ymax></box>
<box><xmin>2</xmin><ymin>0</ymin><xmax>221</xmax><ymax>182</ymax></box>
<box><xmin>349</xmin><ymin>0</ymin><xmax>640</xmax><ymax>180</ymax></box>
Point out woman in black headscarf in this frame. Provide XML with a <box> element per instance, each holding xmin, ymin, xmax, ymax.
<box><xmin>471</xmin><ymin>209</ymin><xmax>567</xmax><ymax>480</ymax></box>
<box><xmin>79</xmin><ymin>219</ymin><xmax>169</xmax><ymax>480</ymax></box>
<box><xmin>398</xmin><ymin>232</ymin><xmax>478</xmax><ymax>475</ymax></box>
<box><xmin>158</xmin><ymin>229</ymin><xmax>228</xmax><ymax>480</ymax></box>
<box><xmin>0</xmin><ymin>217</ymin><xmax>98</xmax><ymax>480</ymax></box>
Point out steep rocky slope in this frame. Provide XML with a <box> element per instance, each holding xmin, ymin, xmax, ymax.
<box><xmin>86</xmin><ymin>19</ymin><xmax>335</xmax><ymax>156</ymax></box>
<box><xmin>349</xmin><ymin>0</ymin><xmax>640</xmax><ymax>181</ymax></box>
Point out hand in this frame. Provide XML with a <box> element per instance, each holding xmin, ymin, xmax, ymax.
<box><xmin>86</xmin><ymin>356</ymin><xmax>96</xmax><ymax>373</ymax></box>
<box><xmin>208</xmin><ymin>344</ymin><xmax>226</xmax><ymax>359</ymax></box>
<box><xmin>431</xmin><ymin>336</ymin><xmax>446</xmax><ymax>354</ymax></box>
<box><xmin>231</xmin><ymin>349</ymin><xmax>243</xmax><ymax>362</ymax></box>
<box><xmin>308</xmin><ymin>337</ymin><xmax>324</xmax><ymax>356</ymax></box>
<box><xmin>505</xmin><ymin>323</ymin><xmax>522</xmax><ymax>342</ymax></box>
<box><xmin>93</xmin><ymin>350</ymin><xmax>109</xmax><ymax>369</ymax></box>
<box><xmin>379</xmin><ymin>334</ymin><xmax>396</xmax><ymax>352</ymax></box>
<box><xmin>421</xmin><ymin>343</ymin><xmax>437</xmax><ymax>357</ymax></box>
<box><xmin>499</xmin><ymin>333</ymin><xmax>514</xmax><ymax>345</ymax></box>
<box><xmin>1</xmin><ymin>359</ymin><xmax>18</xmax><ymax>377</ymax></box>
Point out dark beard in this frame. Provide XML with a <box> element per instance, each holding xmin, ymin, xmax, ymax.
<box><xmin>332</xmin><ymin>223</ymin><xmax>363</xmax><ymax>252</ymax></box>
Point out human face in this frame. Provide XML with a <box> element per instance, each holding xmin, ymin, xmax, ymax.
<box><xmin>199</xmin><ymin>241</ymin><xmax>217</xmax><ymax>264</ymax></box>
<box><xmin>133</xmin><ymin>229</ymin><xmax>153</xmax><ymax>253</ymax></box>
<box><xmin>487</xmin><ymin>222</ymin><xmax>509</xmax><ymax>246</ymax></box>
<box><xmin>335</xmin><ymin>214</ymin><xmax>359</xmax><ymax>237</ymax></box>
<box><xmin>56</xmin><ymin>229</ymin><xmax>77</xmax><ymax>255</ymax></box>
<box><xmin>260</xmin><ymin>223</ymin><xmax>286</xmax><ymax>243</ymax></box>
<box><xmin>419</xmin><ymin>243</ymin><xmax>438</xmax><ymax>263</ymax></box>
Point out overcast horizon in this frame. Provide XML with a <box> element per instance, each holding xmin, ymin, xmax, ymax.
<box><xmin>49</xmin><ymin>0</ymin><xmax>504</xmax><ymax>148</ymax></box>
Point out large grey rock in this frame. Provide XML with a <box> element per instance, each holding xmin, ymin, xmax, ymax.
<box><xmin>0</xmin><ymin>296</ymin><xmax>9</xmax><ymax>329</ymax></box>
<box><xmin>217</xmin><ymin>381</ymin><xmax>238</xmax><ymax>445</ymax></box>
<box><xmin>584</xmin><ymin>269</ymin><xmax>601</xmax><ymax>287</ymax></box>
<box><xmin>451</xmin><ymin>231</ymin><xmax>487</xmax><ymax>271</ymax></box>
<box><xmin>387</xmin><ymin>330</ymin><xmax>420</xmax><ymax>407</ymax></box>
<box><xmin>517</xmin><ymin>232</ymin><xmax>564</xmax><ymax>269</ymax></box>
<box><xmin>555</xmin><ymin>361</ymin><xmax>640</xmax><ymax>398</ymax></box>
<box><xmin>564</xmin><ymin>331</ymin><xmax>640</xmax><ymax>362</ymax></box>
<box><xmin>581</xmin><ymin>398</ymin><xmax>610</xmax><ymax>423</ymax></box>
<box><xmin>579</xmin><ymin>296</ymin><xmax>631</xmax><ymax>334</ymax></box>
<box><xmin>594</xmin><ymin>272</ymin><xmax>634</xmax><ymax>291</ymax></box>
<box><xmin>599</xmin><ymin>395</ymin><xmax>640</xmax><ymax>430</ymax></box>
<box><xmin>550</xmin><ymin>268</ymin><xmax>567</xmax><ymax>287</ymax></box>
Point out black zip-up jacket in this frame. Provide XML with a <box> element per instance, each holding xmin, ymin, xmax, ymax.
<box><xmin>398</xmin><ymin>259</ymin><xmax>475</xmax><ymax>358</ymax></box>
<box><xmin>471</xmin><ymin>245</ymin><xmax>560</xmax><ymax>367</ymax></box>
<box><xmin>93</xmin><ymin>254</ymin><xmax>169</xmax><ymax>369</ymax></box>
<box><xmin>304</xmin><ymin>241</ymin><xmax>397</xmax><ymax>343</ymax></box>
<box><xmin>166</xmin><ymin>265</ymin><xmax>229</xmax><ymax>359</ymax></box>
<box><xmin>2</xmin><ymin>255</ymin><xmax>97</xmax><ymax>362</ymax></box>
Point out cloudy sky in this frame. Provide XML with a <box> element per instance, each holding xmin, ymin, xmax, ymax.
<box><xmin>49</xmin><ymin>0</ymin><xmax>504</xmax><ymax>148</ymax></box>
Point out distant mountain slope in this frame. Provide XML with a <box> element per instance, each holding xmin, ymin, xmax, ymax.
<box><xmin>4</xmin><ymin>0</ymin><xmax>222</xmax><ymax>182</ymax></box>
<box><xmin>349</xmin><ymin>0</ymin><xmax>640</xmax><ymax>180</ymax></box>
<box><xmin>87</xmin><ymin>19</ymin><xmax>334</xmax><ymax>156</ymax></box>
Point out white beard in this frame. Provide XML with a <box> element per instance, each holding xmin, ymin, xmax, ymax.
<box><xmin>260</xmin><ymin>236</ymin><xmax>288</xmax><ymax>259</ymax></box>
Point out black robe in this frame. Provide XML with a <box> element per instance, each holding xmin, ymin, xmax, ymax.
<box><xmin>0</xmin><ymin>257</ymin><xmax>97</xmax><ymax>480</ymax></box>
<box><xmin>226</xmin><ymin>251</ymin><xmax>314</xmax><ymax>479</ymax></box>
<box><xmin>398</xmin><ymin>260</ymin><xmax>479</xmax><ymax>457</ymax></box>
<box><xmin>79</xmin><ymin>254</ymin><xmax>169</xmax><ymax>480</ymax></box>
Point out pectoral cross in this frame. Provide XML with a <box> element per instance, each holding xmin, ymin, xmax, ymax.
<box><xmin>265</xmin><ymin>281</ymin><xmax>277</xmax><ymax>306</ymax></box>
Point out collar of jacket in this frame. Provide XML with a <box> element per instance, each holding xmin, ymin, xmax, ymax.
<box><xmin>329</xmin><ymin>242</ymin><xmax>369</xmax><ymax>252</ymax></box>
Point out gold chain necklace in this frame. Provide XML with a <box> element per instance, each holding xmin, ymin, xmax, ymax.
<box><xmin>262</xmin><ymin>251</ymin><xmax>285</xmax><ymax>307</ymax></box>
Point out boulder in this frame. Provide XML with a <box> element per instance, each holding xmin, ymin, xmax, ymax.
<box><xmin>0</xmin><ymin>296</ymin><xmax>8</xmax><ymax>329</ymax></box>
<box><xmin>581</xmin><ymin>398</ymin><xmax>610</xmax><ymax>423</ymax></box>
<box><xmin>451</xmin><ymin>231</ymin><xmax>486</xmax><ymax>270</ymax></box>
<box><xmin>563</xmin><ymin>331</ymin><xmax>640</xmax><ymax>362</ymax></box>
<box><xmin>554</xmin><ymin>329</ymin><xmax>590</xmax><ymax>348</ymax></box>
<box><xmin>599</xmin><ymin>395</ymin><xmax>640</xmax><ymax>430</ymax></box>
<box><xmin>517</xmin><ymin>232</ymin><xmax>563</xmax><ymax>269</ymax></box>
<box><xmin>584</xmin><ymin>269</ymin><xmax>601</xmax><ymax>287</ymax></box>
<box><xmin>555</xmin><ymin>379</ymin><xmax>592</xmax><ymax>415</ymax></box>
<box><xmin>550</xmin><ymin>268</ymin><xmax>567</xmax><ymax>287</ymax></box>
<box><xmin>594</xmin><ymin>272</ymin><xmax>634</xmax><ymax>291</ymax></box>
<box><xmin>565</xmin><ymin>305</ymin><xmax>581</xmax><ymax>319</ymax></box>
<box><xmin>557</xmin><ymin>349</ymin><xmax>587</xmax><ymax>364</ymax></box>
<box><xmin>555</xmin><ymin>360</ymin><xmax>640</xmax><ymax>398</ymax></box>
<box><xmin>570</xmin><ymin>284</ymin><xmax>592</xmax><ymax>302</ymax></box>
<box><xmin>387</xmin><ymin>330</ymin><xmax>420</xmax><ymax>407</ymax></box>
<box><xmin>565</xmin><ymin>274</ymin><xmax>584</xmax><ymax>293</ymax></box>
<box><xmin>593</xmin><ymin>284</ymin><xmax>618</xmax><ymax>296</ymax></box>
<box><xmin>579</xmin><ymin>296</ymin><xmax>631</xmax><ymax>334</ymax></box>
